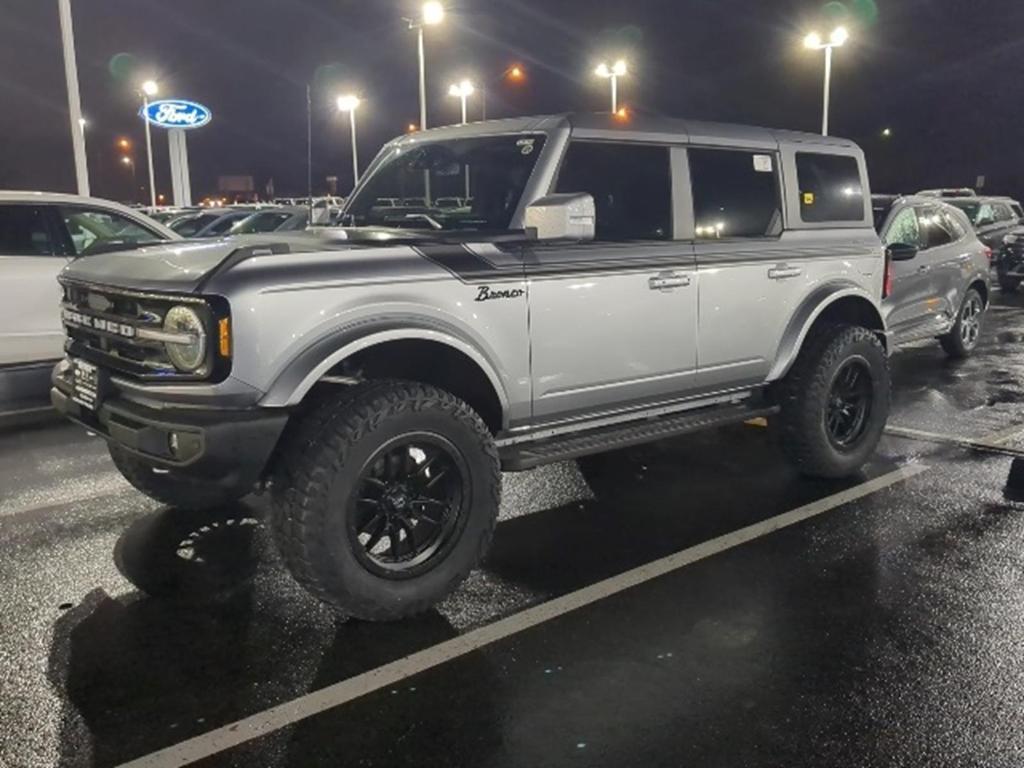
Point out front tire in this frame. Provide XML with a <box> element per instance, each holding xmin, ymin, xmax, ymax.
<box><xmin>109</xmin><ymin>444</ymin><xmax>246</xmax><ymax>509</ymax></box>
<box><xmin>271</xmin><ymin>381</ymin><xmax>500</xmax><ymax>621</ymax></box>
<box><xmin>775</xmin><ymin>325</ymin><xmax>890</xmax><ymax>479</ymax></box>
<box><xmin>939</xmin><ymin>287</ymin><xmax>985</xmax><ymax>359</ymax></box>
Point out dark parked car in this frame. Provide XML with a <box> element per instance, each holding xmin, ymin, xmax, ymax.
<box><xmin>943</xmin><ymin>196</ymin><xmax>1023</xmax><ymax>250</ymax></box>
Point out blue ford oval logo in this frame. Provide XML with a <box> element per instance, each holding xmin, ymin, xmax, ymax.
<box><xmin>140</xmin><ymin>99</ymin><xmax>212</xmax><ymax>130</ymax></box>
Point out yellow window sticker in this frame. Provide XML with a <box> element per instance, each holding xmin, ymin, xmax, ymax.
<box><xmin>803</xmin><ymin>192</ymin><xmax>815</xmax><ymax>206</ymax></box>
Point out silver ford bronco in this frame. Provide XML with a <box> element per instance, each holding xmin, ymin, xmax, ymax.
<box><xmin>53</xmin><ymin>114</ymin><xmax>894</xmax><ymax>620</ymax></box>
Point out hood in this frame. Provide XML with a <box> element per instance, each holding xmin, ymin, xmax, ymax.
<box><xmin>59</xmin><ymin>226</ymin><xmax>528</xmax><ymax>295</ymax></box>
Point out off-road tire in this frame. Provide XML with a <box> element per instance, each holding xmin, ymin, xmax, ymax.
<box><xmin>109</xmin><ymin>444</ymin><xmax>246</xmax><ymax>509</ymax></box>
<box><xmin>270</xmin><ymin>380</ymin><xmax>500</xmax><ymax>621</ymax></box>
<box><xmin>775</xmin><ymin>324</ymin><xmax>890</xmax><ymax>479</ymax></box>
<box><xmin>939</xmin><ymin>287</ymin><xmax>985</xmax><ymax>359</ymax></box>
<box><xmin>998</xmin><ymin>273</ymin><xmax>1021</xmax><ymax>294</ymax></box>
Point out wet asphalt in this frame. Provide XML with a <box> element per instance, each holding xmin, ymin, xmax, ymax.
<box><xmin>3</xmin><ymin>292</ymin><xmax>1024</xmax><ymax>768</ymax></box>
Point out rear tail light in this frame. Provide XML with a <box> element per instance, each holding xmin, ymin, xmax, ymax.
<box><xmin>883</xmin><ymin>252</ymin><xmax>894</xmax><ymax>299</ymax></box>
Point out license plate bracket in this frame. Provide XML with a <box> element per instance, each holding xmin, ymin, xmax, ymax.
<box><xmin>70</xmin><ymin>357</ymin><xmax>108</xmax><ymax>412</ymax></box>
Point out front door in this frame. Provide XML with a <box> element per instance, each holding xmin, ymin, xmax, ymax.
<box><xmin>528</xmin><ymin>140</ymin><xmax>698</xmax><ymax>423</ymax></box>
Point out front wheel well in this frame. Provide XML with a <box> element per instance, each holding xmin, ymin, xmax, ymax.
<box><xmin>310</xmin><ymin>339</ymin><xmax>505</xmax><ymax>434</ymax></box>
<box><xmin>809</xmin><ymin>296</ymin><xmax>886</xmax><ymax>348</ymax></box>
<box><xmin>968</xmin><ymin>279</ymin><xmax>989</xmax><ymax>307</ymax></box>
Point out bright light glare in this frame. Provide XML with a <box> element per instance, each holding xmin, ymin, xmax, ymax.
<box><xmin>422</xmin><ymin>1</ymin><xmax>444</xmax><ymax>25</ymax></box>
<box><xmin>509</xmin><ymin>65</ymin><xmax>524</xmax><ymax>80</ymax></box>
<box><xmin>803</xmin><ymin>32</ymin><xmax>822</xmax><ymax>49</ymax></box>
<box><xmin>595</xmin><ymin>60</ymin><xmax>628</xmax><ymax>78</ymax></box>
<box><xmin>141</xmin><ymin>79</ymin><xmax>158</xmax><ymax>96</ymax></box>
<box><xmin>336</xmin><ymin>94</ymin><xmax>361</xmax><ymax>112</ymax></box>
<box><xmin>120</xmin><ymin>156</ymin><xmax>131</xmax><ymax>165</ymax></box>
<box><xmin>830</xmin><ymin>26</ymin><xmax>849</xmax><ymax>46</ymax></box>
<box><xmin>448</xmin><ymin>79</ymin><xmax>475</xmax><ymax>97</ymax></box>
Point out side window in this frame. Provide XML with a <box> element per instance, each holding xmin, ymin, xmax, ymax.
<box><xmin>688</xmin><ymin>148</ymin><xmax>781</xmax><ymax>239</ymax></box>
<box><xmin>0</xmin><ymin>205</ymin><xmax>56</xmax><ymax>255</ymax></box>
<box><xmin>555</xmin><ymin>141</ymin><xmax>672</xmax><ymax>241</ymax></box>
<box><xmin>883</xmin><ymin>207</ymin><xmax>920</xmax><ymax>248</ymax></box>
<box><xmin>994</xmin><ymin>203</ymin><xmax>1014</xmax><ymax>223</ymax></box>
<box><xmin>916</xmin><ymin>206</ymin><xmax>954</xmax><ymax>249</ymax></box>
<box><xmin>795</xmin><ymin>152</ymin><xmax>865</xmax><ymax>223</ymax></box>
<box><xmin>1011</xmin><ymin>204</ymin><xmax>1023</xmax><ymax>220</ymax></box>
<box><xmin>941</xmin><ymin>209</ymin><xmax>966</xmax><ymax>240</ymax></box>
<box><xmin>58</xmin><ymin>207</ymin><xmax>164</xmax><ymax>256</ymax></box>
<box><xmin>975</xmin><ymin>203</ymin><xmax>996</xmax><ymax>226</ymax></box>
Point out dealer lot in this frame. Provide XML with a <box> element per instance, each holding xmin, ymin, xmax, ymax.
<box><xmin>3</xmin><ymin>291</ymin><xmax>1024</xmax><ymax>768</ymax></box>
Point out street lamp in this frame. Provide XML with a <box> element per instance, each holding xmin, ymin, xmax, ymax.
<box><xmin>139</xmin><ymin>79</ymin><xmax>159</xmax><ymax>207</ymax></box>
<box><xmin>336</xmin><ymin>94</ymin><xmax>362</xmax><ymax>189</ymax></box>
<box><xmin>804</xmin><ymin>26</ymin><xmax>848</xmax><ymax>136</ymax></box>
<box><xmin>407</xmin><ymin>2</ymin><xmax>445</xmax><ymax>131</ymax></box>
<box><xmin>120</xmin><ymin>155</ymin><xmax>137</xmax><ymax>201</ymax></box>
<box><xmin>481</xmin><ymin>64</ymin><xmax>526</xmax><ymax>121</ymax></box>
<box><xmin>448</xmin><ymin>79</ymin><xmax>475</xmax><ymax>125</ymax></box>
<box><xmin>595</xmin><ymin>59</ymin><xmax>627</xmax><ymax>113</ymax></box>
<box><xmin>448</xmin><ymin>80</ymin><xmax>475</xmax><ymax>198</ymax></box>
<box><xmin>58</xmin><ymin>0</ymin><xmax>89</xmax><ymax>196</ymax></box>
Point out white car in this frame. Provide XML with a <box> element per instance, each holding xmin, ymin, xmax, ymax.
<box><xmin>0</xmin><ymin>191</ymin><xmax>178</xmax><ymax>377</ymax></box>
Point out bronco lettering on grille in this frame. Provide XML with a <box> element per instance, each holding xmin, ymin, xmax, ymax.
<box><xmin>62</xmin><ymin>309</ymin><xmax>137</xmax><ymax>339</ymax></box>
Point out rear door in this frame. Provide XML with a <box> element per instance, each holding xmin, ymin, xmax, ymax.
<box><xmin>528</xmin><ymin>140</ymin><xmax>698</xmax><ymax>422</ymax></box>
<box><xmin>0</xmin><ymin>204</ymin><xmax>68</xmax><ymax>365</ymax></box>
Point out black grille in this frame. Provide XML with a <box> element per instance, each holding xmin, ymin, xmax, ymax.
<box><xmin>61</xmin><ymin>282</ymin><xmax>201</xmax><ymax>380</ymax></box>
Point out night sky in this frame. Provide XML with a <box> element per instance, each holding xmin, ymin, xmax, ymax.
<box><xmin>3</xmin><ymin>0</ymin><xmax>1023</xmax><ymax>202</ymax></box>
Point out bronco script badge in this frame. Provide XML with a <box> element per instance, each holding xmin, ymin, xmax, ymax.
<box><xmin>475</xmin><ymin>286</ymin><xmax>525</xmax><ymax>302</ymax></box>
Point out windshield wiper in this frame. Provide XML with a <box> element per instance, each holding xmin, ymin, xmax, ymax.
<box><xmin>402</xmin><ymin>213</ymin><xmax>444</xmax><ymax>230</ymax></box>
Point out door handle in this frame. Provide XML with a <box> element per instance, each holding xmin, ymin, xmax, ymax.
<box><xmin>917</xmin><ymin>264</ymin><xmax>931</xmax><ymax>273</ymax></box>
<box><xmin>767</xmin><ymin>265</ymin><xmax>802</xmax><ymax>280</ymax></box>
<box><xmin>648</xmin><ymin>272</ymin><xmax>692</xmax><ymax>291</ymax></box>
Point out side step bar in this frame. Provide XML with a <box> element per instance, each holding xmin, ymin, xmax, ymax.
<box><xmin>500</xmin><ymin>402</ymin><xmax>779</xmax><ymax>470</ymax></box>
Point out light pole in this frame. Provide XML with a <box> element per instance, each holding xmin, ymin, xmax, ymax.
<box><xmin>120</xmin><ymin>155</ymin><xmax>137</xmax><ymax>201</ymax></box>
<box><xmin>140</xmin><ymin>79</ymin><xmax>159</xmax><ymax>207</ymax></box>
<box><xmin>57</xmin><ymin>0</ymin><xmax>90</xmax><ymax>196</ymax></box>
<box><xmin>595</xmin><ymin>59</ymin><xmax>627</xmax><ymax>113</ymax></box>
<box><xmin>448</xmin><ymin>80</ymin><xmax>474</xmax><ymax>198</ymax></box>
<box><xmin>448</xmin><ymin>79</ymin><xmax>475</xmax><ymax>125</ymax></box>
<box><xmin>407</xmin><ymin>1</ymin><xmax>445</xmax><ymax>131</ymax></box>
<box><xmin>336</xmin><ymin>94</ymin><xmax>362</xmax><ymax>190</ymax></box>
<box><xmin>803</xmin><ymin>26</ymin><xmax>848</xmax><ymax>136</ymax></box>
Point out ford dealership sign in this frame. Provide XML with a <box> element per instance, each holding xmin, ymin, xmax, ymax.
<box><xmin>140</xmin><ymin>100</ymin><xmax>212</xmax><ymax>130</ymax></box>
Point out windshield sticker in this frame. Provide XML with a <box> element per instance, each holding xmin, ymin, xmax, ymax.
<box><xmin>803</xmin><ymin>192</ymin><xmax>815</xmax><ymax>206</ymax></box>
<box><xmin>517</xmin><ymin>138</ymin><xmax>536</xmax><ymax>156</ymax></box>
<box><xmin>753</xmin><ymin>154</ymin><xmax>773</xmax><ymax>173</ymax></box>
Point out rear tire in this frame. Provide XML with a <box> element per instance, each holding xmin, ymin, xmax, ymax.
<box><xmin>109</xmin><ymin>444</ymin><xmax>245</xmax><ymax>509</ymax></box>
<box><xmin>270</xmin><ymin>380</ymin><xmax>500</xmax><ymax>621</ymax></box>
<box><xmin>939</xmin><ymin>287</ymin><xmax>985</xmax><ymax>359</ymax></box>
<box><xmin>775</xmin><ymin>325</ymin><xmax>890</xmax><ymax>479</ymax></box>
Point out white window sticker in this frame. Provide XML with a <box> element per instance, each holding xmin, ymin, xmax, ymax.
<box><xmin>753</xmin><ymin>154</ymin><xmax>773</xmax><ymax>173</ymax></box>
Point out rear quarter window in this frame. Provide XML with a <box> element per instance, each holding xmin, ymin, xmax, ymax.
<box><xmin>796</xmin><ymin>152</ymin><xmax>865</xmax><ymax>223</ymax></box>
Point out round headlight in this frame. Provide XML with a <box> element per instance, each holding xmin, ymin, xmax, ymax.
<box><xmin>163</xmin><ymin>305</ymin><xmax>207</xmax><ymax>372</ymax></box>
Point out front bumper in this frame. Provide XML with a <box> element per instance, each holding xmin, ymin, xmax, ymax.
<box><xmin>52</xmin><ymin>369</ymin><xmax>288</xmax><ymax>493</ymax></box>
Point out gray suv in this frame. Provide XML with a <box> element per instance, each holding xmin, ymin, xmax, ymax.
<box><xmin>53</xmin><ymin>114</ymin><xmax>894</xmax><ymax>619</ymax></box>
<box><xmin>874</xmin><ymin>194</ymin><xmax>990</xmax><ymax>357</ymax></box>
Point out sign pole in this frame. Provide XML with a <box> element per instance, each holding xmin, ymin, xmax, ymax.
<box><xmin>143</xmin><ymin>95</ymin><xmax>157</xmax><ymax>207</ymax></box>
<box><xmin>57</xmin><ymin>0</ymin><xmax>89</xmax><ymax>196</ymax></box>
<box><xmin>168</xmin><ymin>128</ymin><xmax>192</xmax><ymax>207</ymax></box>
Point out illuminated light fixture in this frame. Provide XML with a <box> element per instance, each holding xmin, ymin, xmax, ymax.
<box><xmin>803</xmin><ymin>26</ymin><xmax>849</xmax><ymax>136</ymax></box>
<box><xmin>595</xmin><ymin>59</ymin><xmax>628</xmax><ymax>113</ymax></box>
<box><xmin>422</xmin><ymin>1</ymin><xmax>444</xmax><ymax>25</ymax></box>
<box><xmin>141</xmin><ymin>79</ymin><xmax>159</xmax><ymax>96</ymax></box>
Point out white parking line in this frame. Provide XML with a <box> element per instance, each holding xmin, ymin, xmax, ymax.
<box><xmin>116</xmin><ymin>462</ymin><xmax>928</xmax><ymax>768</ymax></box>
<box><xmin>885</xmin><ymin>423</ymin><xmax>1024</xmax><ymax>455</ymax></box>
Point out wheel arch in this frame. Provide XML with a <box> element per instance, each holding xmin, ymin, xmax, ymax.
<box><xmin>767</xmin><ymin>287</ymin><xmax>887</xmax><ymax>382</ymax></box>
<box><xmin>262</xmin><ymin>326</ymin><xmax>511</xmax><ymax>433</ymax></box>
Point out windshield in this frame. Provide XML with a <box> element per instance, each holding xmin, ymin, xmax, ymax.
<box><xmin>231</xmin><ymin>211</ymin><xmax>296</xmax><ymax>234</ymax></box>
<box><xmin>947</xmin><ymin>200</ymin><xmax>980</xmax><ymax>224</ymax></box>
<box><xmin>344</xmin><ymin>134</ymin><xmax>546</xmax><ymax>231</ymax></box>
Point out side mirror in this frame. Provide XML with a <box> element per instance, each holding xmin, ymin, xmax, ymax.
<box><xmin>886</xmin><ymin>242</ymin><xmax>918</xmax><ymax>262</ymax></box>
<box><xmin>525</xmin><ymin>193</ymin><xmax>595</xmax><ymax>241</ymax></box>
